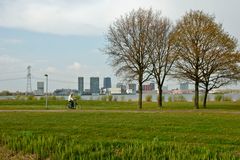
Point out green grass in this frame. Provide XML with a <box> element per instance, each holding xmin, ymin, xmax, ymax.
<box><xmin>0</xmin><ymin>111</ymin><xmax>240</xmax><ymax>159</ymax></box>
<box><xmin>1</xmin><ymin>99</ymin><xmax>240</xmax><ymax>110</ymax></box>
<box><xmin>0</xmin><ymin>100</ymin><xmax>240</xmax><ymax>159</ymax></box>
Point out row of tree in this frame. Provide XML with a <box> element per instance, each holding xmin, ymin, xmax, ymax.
<box><xmin>104</xmin><ymin>9</ymin><xmax>240</xmax><ymax>109</ymax></box>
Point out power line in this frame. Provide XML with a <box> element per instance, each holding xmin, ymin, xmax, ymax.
<box><xmin>32</xmin><ymin>76</ymin><xmax>77</xmax><ymax>84</ymax></box>
<box><xmin>0</xmin><ymin>70</ymin><xmax>26</xmax><ymax>75</ymax></box>
<box><xmin>0</xmin><ymin>77</ymin><xmax>25</xmax><ymax>81</ymax></box>
<box><xmin>31</xmin><ymin>76</ymin><xmax>45</xmax><ymax>81</ymax></box>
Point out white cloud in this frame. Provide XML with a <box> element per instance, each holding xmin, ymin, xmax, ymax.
<box><xmin>45</xmin><ymin>66</ymin><xmax>58</xmax><ymax>74</ymax></box>
<box><xmin>0</xmin><ymin>54</ymin><xmax>28</xmax><ymax>78</ymax></box>
<box><xmin>0</xmin><ymin>0</ymin><xmax>169</xmax><ymax>35</ymax></box>
<box><xmin>68</xmin><ymin>62</ymin><xmax>81</xmax><ymax>72</ymax></box>
<box><xmin>0</xmin><ymin>54</ymin><xmax>21</xmax><ymax>65</ymax></box>
<box><xmin>0</xmin><ymin>0</ymin><xmax>238</xmax><ymax>37</ymax></box>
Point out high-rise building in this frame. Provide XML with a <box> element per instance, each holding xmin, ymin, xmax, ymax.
<box><xmin>90</xmin><ymin>77</ymin><xmax>99</xmax><ymax>94</ymax></box>
<box><xmin>78</xmin><ymin>77</ymin><xmax>84</xmax><ymax>95</ymax></box>
<box><xmin>180</xmin><ymin>82</ymin><xmax>189</xmax><ymax>90</ymax></box>
<box><xmin>103</xmin><ymin>77</ymin><xmax>111</xmax><ymax>89</ymax></box>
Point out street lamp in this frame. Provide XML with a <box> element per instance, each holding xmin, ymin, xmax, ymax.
<box><xmin>44</xmin><ymin>74</ymin><xmax>48</xmax><ymax>109</ymax></box>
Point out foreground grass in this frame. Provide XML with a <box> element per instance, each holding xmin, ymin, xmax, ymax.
<box><xmin>0</xmin><ymin>111</ymin><xmax>240</xmax><ymax>159</ymax></box>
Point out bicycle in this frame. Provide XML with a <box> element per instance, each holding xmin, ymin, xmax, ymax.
<box><xmin>66</xmin><ymin>100</ymin><xmax>78</xmax><ymax>109</ymax></box>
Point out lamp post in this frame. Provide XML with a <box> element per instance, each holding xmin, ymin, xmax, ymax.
<box><xmin>45</xmin><ymin>74</ymin><xmax>48</xmax><ymax>109</ymax></box>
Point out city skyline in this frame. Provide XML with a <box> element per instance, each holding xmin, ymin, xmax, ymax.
<box><xmin>15</xmin><ymin>75</ymin><xmax>239</xmax><ymax>95</ymax></box>
<box><xmin>0</xmin><ymin>0</ymin><xmax>240</xmax><ymax>92</ymax></box>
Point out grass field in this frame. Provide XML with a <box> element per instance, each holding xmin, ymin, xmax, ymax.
<box><xmin>0</xmin><ymin>99</ymin><xmax>240</xmax><ymax>110</ymax></box>
<box><xmin>0</xmin><ymin>100</ymin><xmax>240</xmax><ymax>159</ymax></box>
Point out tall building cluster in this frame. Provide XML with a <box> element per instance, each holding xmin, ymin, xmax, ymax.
<box><xmin>78</xmin><ymin>77</ymin><xmax>113</xmax><ymax>95</ymax></box>
<box><xmin>77</xmin><ymin>77</ymin><xmax>137</xmax><ymax>95</ymax></box>
<box><xmin>33</xmin><ymin>77</ymin><xmax>192</xmax><ymax>96</ymax></box>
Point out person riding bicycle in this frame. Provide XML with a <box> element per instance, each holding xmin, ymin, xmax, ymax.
<box><xmin>68</xmin><ymin>93</ymin><xmax>75</xmax><ymax>108</ymax></box>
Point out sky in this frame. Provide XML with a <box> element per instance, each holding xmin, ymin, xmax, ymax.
<box><xmin>0</xmin><ymin>0</ymin><xmax>239</xmax><ymax>92</ymax></box>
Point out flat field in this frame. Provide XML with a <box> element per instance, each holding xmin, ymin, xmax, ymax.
<box><xmin>0</xmin><ymin>101</ymin><xmax>240</xmax><ymax>159</ymax></box>
<box><xmin>0</xmin><ymin>99</ymin><xmax>240</xmax><ymax>110</ymax></box>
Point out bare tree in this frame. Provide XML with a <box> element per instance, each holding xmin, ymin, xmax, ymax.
<box><xmin>104</xmin><ymin>8</ymin><xmax>155</xmax><ymax>109</ymax></box>
<box><xmin>172</xmin><ymin>10</ymin><xmax>240</xmax><ymax>109</ymax></box>
<box><xmin>172</xmin><ymin>11</ymin><xmax>211</xmax><ymax>109</ymax></box>
<box><xmin>149</xmin><ymin>17</ymin><xmax>177</xmax><ymax>107</ymax></box>
<box><xmin>200</xmin><ymin>51</ymin><xmax>240</xmax><ymax>107</ymax></box>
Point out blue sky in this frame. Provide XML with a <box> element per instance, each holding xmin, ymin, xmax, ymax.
<box><xmin>0</xmin><ymin>0</ymin><xmax>239</xmax><ymax>92</ymax></box>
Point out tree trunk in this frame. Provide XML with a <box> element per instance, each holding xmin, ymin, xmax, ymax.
<box><xmin>138</xmin><ymin>83</ymin><xmax>143</xmax><ymax>109</ymax></box>
<box><xmin>194</xmin><ymin>80</ymin><xmax>199</xmax><ymax>109</ymax></box>
<box><xmin>203</xmin><ymin>89</ymin><xmax>208</xmax><ymax>108</ymax></box>
<box><xmin>138</xmin><ymin>74</ymin><xmax>143</xmax><ymax>109</ymax></box>
<box><xmin>157</xmin><ymin>84</ymin><xmax>163</xmax><ymax>108</ymax></box>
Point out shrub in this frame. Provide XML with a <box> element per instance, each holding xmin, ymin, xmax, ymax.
<box><xmin>48</xmin><ymin>96</ymin><xmax>57</xmax><ymax>100</ymax></box>
<box><xmin>223</xmin><ymin>96</ymin><xmax>232</xmax><ymax>102</ymax></box>
<box><xmin>101</xmin><ymin>96</ymin><xmax>107</xmax><ymax>101</ymax></box>
<box><xmin>16</xmin><ymin>95</ymin><xmax>26</xmax><ymax>100</ymax></box>
<box><xmin>113</xmin><ymin>96</ymin><xmax>118</xmax><ymax>102</ymax></box>
<box><xmin>173</xmin><ymin>95</ymin><xmax>186</xmax><ymax>102</ymax></box>
<box><xmin>214</xmin><ymin>94</ymin><xmax>223</xmax><ymax>102</ymax></box>
<box><xmin>168</xmin><ymin>96</ymin><xmax>172</xmax><ymax>102</ymax></box>
<box><xmin>145</xmin><ymin>95</ymin><xmax>152</xmax><ymax>102</ymax></box>
<box><xmin>39</xmin><ymin>97</ymin><xmax>45</xmax><ymax>101</ymax></box>
<box><xmin>74</xmin><ymin>95</ymin><xmax>81</xmax><ymax>100</ymax></box>
<box><xmin>108</xmin><ymin>95</ymin><xmax>113</xmax><ymax>102</ymax></box>
<box><xmin>27</xmin><ymin>95</ymin><xmax>36</xmax><ymax>101</ymax></box>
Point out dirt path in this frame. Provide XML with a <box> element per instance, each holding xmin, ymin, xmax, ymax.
<box><xmin>0</xmin><ymin>146</ymin><xmax>36</xmax><ymax>160</ymax></box>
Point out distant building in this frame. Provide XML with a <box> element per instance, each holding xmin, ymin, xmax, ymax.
<box><xmin>116</xmin><ymin>83</ymin><xmax>126</xmax><ymax>94</ymax></box>
<box><xmin>180</xmin><ymin>82</ymin><xmax>189</xmax><ymax>90</ymax></box>
<box><xmin>78</xmin><ymin>77</ymin><xmax>84</xmax><ymax>95</ymax></box>
<box><xmin>90</xmin><ymin>77</ymin><xmax>99</xmax><ymax>94</ymax></box>
<box><xmin>34</xmin><ymin>81</ymin><xmax>44</xmax><ymax>95</ymax></box>
<box><xmin>128</xmin><ymin>83</ymin><xmax>137</xmax><ymax>94</ymax></box>
<box><xmin>103</xmin><ymin>77</ymin><xmax>111</xmax><ymax>89</ymax></box>
<box><xmin>162</xmin><ymin>86</ymin><xmax>168</xmax><ymax>91</ymax></box>
<box><xmin>108</xmin><ymin>88</ymin><xmax>121</xmax><ymax>94</ymax></box>
<box><xmin>150</xmin><ymin>82</ymin><xmax>155</xmax><ymax>90</ymax></box>
<box><xmin>142</xmin><ymin>82</ymin><xmax>155</xmax><ymax>91</ymax></box>
<box><xmin>84</xmin><ymin>89</ymin><xmax>91</xmax><ymax>95</ymax></box>
<box><xmin>53</xmin><ymin>89</ymin><xmax>78</xmax><ymax>96</ymax></box>
<box><xmin>142</xmin><ymin>84</ymin><xmax>152</xmax><ymax>91</ymax></box>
